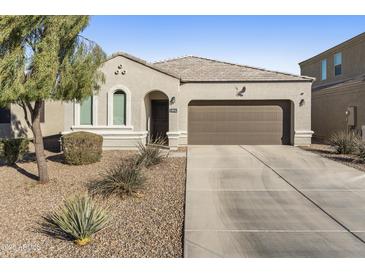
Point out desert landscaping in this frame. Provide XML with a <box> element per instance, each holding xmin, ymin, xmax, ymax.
<box><xmin>0</xmin><ymin>147</ymin><xmax>186</xmax><ymax>257</ymax></box>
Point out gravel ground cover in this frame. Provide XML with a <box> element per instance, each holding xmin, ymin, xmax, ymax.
<box><xmin>300</xmin><ymin>143</ymin><xmax>365</xmax><ymax>172</ymax></box>
<box><xmin>0</xmin><ymin>150</ymin><xmax>186</xmax><ymax>257</ymax></box>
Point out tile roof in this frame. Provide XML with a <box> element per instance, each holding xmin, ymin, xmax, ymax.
<box><xmin>313</xmin><ymin>74</ymin><xmax>365</xmax><ymax>92</ymax></box>
<box><xmin>153</xmin><ymin>56</ymin><xmax>313</xmax><ymax>82</ymax></box>
<box><xmin>106</xmin><ymin>52</ymin><xmax>180</xmax><ymax>79</ymax></box>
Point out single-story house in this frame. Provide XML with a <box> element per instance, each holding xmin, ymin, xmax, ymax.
<box><xmin>1</xmin><ymin>52</ymin><xmax>314</xmax><ymax>149</ymax></box>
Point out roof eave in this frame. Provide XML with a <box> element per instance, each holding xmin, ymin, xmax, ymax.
<box><xmin>299</xmin><ymin>32</ymin><xmax>365</xmax><ymax>65</ymax></box>
<box><xmin>105</xmin><ymin>52</ymin><xmax>181</xmax><ymax>80</ymax></box>
<box><xmin>180</xmin><ymin>79</ymin><xmax>314</xmax><ymax>83</ymax></box>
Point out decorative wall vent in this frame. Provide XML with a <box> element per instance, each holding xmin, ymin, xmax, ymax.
<box><xmin>115</xmin><ymin>64</ymin><xmax>126</xmax><ymax>75</ymax></box>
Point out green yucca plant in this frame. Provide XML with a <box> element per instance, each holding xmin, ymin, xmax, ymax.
<box><xmin>89</xmin><ymin>158</ymin><xmax>145</xmax><ymax>198</ymax></box>
<box><xmin>328</xmin><ymin>130</ymin><xmax>360</xmax><ymax>154</ymax></box>
<box><xmin>136</xmin><ymin>137</ymin><xmax>168</xmax><ymax>167</ymax></box>
<box><xmin>41</xmin><ymin>195</ymin><xmax>109</xmax><ymax>246</ymax></box>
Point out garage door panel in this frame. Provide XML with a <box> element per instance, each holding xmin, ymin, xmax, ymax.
<box><xmin>188</xmin><ymin>100</ymin><xmax>290</xmax><ymax>145</ymax></box>
<box><xmin>189</xmin><ymin>121</ymin><xmax>283</xmax><ymax>133</ymax></box>
<box><xmin>190</xmin><ymin>133</ymin><xmax>284</xmax><ymax>145</ymax></box>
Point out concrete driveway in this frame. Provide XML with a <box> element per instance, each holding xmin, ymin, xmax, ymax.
<box><xmin>184</xmin><ymin>145</ymin><xmax>365</xmax><ymax>257</ymax></box>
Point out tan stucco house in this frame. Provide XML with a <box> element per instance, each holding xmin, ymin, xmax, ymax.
<box><xmin>1</xmin><ymin>52</ymin><xmax>314</xmax><ymax>149</ymax></box>
<box><xmin>300</xmin><ymin>32</ymin><xmax>365</xmax><ymax>142</ymax></box>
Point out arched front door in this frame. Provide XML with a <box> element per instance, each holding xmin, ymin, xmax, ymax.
<box><xmin>151</xmin><ymin>100</ymin><xmax>169</xmax><ymax>142</ymax></box>
<box><xmin>145</xmin><ymin>90</ymin><xmax>169</xmax><ymax>144</ymax></box>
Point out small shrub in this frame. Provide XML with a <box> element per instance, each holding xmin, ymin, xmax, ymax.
<box><xmin>90</xmin><ymin>158</ymin><xmax>145</xmax><ymax>198</ymax></box>
<box><xmin>41</xmin><ymin>195</ymin><xmax>109</xmax><ymax>246</ymax></box>
<box><xmin>357</xmin><ymin>141</ymin><xmax>365</xmax><ymax>162</ymax></box>
<box><xmin>136</xmin><ymin>138</ymin><xmax>167</xmax><ymax>167</ymax></box>
<box><xmin>62</xmin><ymin>131</ymin><xmax>103</xmax><ymax>165</ymax></box>
<box><xmin>328</xmin><ymin>130</ymin><xmax>360</xmax><ymax>154</ymax></box>
<box><xmin>0</xmin><ymin>138</ymin><xmax>29</xmax><ymax>165</ymax></box>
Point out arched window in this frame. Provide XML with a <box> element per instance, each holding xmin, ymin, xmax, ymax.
<box><xmin>113</xmin><ymin>90</ymin><xmax>126</xmax><ymax>125</ymax></box>
<box><xmin>80</xmin><ymin>96</ymin><xmax>93</xmax><ymax>125</ymax></box>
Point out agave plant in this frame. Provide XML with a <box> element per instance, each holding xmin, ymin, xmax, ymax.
<box><xmin>328</xmin><ymin>130</ymin><xmax>360</xmax><ymax>154</ymax></box>
<box><xmin>42</xmin><ymin>195</ymin><xmax>109</xmax><ymax>246</ymax></box>
<box><xmin>136</xmin><ymin>137</ymin><xmax>168</xmax><ymax>167</ymax></box>
<box><xmin>89</xmin><ymin>158</ymin><xmax>145</xmax><ymax>198</ymax></box>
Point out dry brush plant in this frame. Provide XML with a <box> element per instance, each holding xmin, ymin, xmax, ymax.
<box><xmin>136</xmin><ymin>137</ymin><xmax>168</xmax><ymax>167</ymax></box>
<box><xmin>40</xmin><ymin>195</ymin><xmax>109</xmax><ymax>246</ymax></box>
<box><xmin>356</xmin><ymin>141</ymin><xmax>365</xmax><ymax>162</ymax></box>
<box><xmin>89</xmin><ymin>158</ymin><xmax>146</xmax><ymax>198</ymax></box>
<box><xmin>328</xmin><ymin>130</ymin><xmax>360</xmax><ymax>154</ymax></box>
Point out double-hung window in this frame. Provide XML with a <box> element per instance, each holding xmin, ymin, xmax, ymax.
<box><xmin>334</xmin><ymin>52</ymin><xmax>342</xmax><ymax>76</ymax></box>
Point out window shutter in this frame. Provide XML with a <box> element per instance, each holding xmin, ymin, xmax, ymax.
<box><xmin>113</xmin><ymin>91</ymin><xmax>126</xmax><ymax>125</ymax></box>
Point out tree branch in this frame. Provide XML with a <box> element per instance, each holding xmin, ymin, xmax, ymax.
<box><xmin>18</xmin><ymin>100</ymin><xmax>32</xmax><ymax>129</ymax></box>
<box><xmin>24</xmin><ymin>101</ymin><xmax>35</xmax><ymax>121</ymax></box>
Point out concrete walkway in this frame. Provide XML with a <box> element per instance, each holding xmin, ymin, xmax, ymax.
<box><xmin>184</xmin><ymin>145</ymin><xmax>365</xmax><ymax>257</ymax></box>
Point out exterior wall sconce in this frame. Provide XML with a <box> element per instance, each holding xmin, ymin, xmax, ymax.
<box><xmin>299</xmin><ymin>99</ymin><xmax>305</xmax><ymax>107</ymax></box>
<box><xmin>236</xmin><ymin>86</ymin><xmax>246</xmax><ymax>97</ymax></box>
<box><xmin>170</xmin><ymin>96</ymin><xmax>176</xmax><ymax>104</ymax></box>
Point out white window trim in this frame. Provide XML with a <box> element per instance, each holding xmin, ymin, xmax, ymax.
<box><xmin>74</xmin><ymin>95</ymin><xmax>98</xmax><ymax>126</ymax></box>
<box><xmin>107</xmin><ymin>85</ymin><xmax>132</xmax><ymax>127</ymax></box>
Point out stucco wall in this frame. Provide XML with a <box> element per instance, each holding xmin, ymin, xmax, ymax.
<box><xmin>300</xmin><ymin>35</ymin><xmax>365</xmax><ymax>88</ymax></box>
<box><xmin>312</xmin><ymin>81</ymin><xmax>365</xmax><ymax>141</ymax></box>
<box><xmin>176</xmin><ymin>81</ymin><xmax>312</xmax><ymax>146</ymax></box>
<box><xmin>63</xmin><ymin>55</ymin><xmax>180</xmax><ymax>149</ymax></box>
<box><xmin>10</xmin><ymin>100</ymin><xmax>64</xmax><ymax>138</ymax></box>
<box><xmin>64</xmin><ymin>54</ymin><xmax>313</xmax><ymax>148</ymax></box>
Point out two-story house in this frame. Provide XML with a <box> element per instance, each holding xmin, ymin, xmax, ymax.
<box><xmin>299</xmin><ymin>32</ymin><xmax>365</xmax><ymax>142</ymax></box>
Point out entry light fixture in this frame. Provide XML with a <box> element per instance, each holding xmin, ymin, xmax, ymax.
<box><xmin>170</xmin><ymin>96</ymin><xmax>176</xmax><ymax>104</ymax></box>
<box><xmin>299</xmin><ymin>99</ymin><xmax>305</xmax><ymax>107</ymax></box>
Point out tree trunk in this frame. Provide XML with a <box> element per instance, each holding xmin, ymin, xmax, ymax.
<box><xmin>31</xmin><ymin>101</ymin><xmax>49</xmax><ymax>183</ymax></box>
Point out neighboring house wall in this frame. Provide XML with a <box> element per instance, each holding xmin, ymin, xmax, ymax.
<box><xmin>4</xmin><ymin>101</ymin><xmax>65</xmax><ymax>138</ymax></box>
<box><xmin>300</xmin><ymin>32</ymin><xmax>365</xmax><ymax>141</ymax></box>
<box><xmin>300</xmin><ymin>33</ymin><xmax>365</xmax><ymax>88</ymax></box>
<box><xmin>312</xmin><ymin>81</ymin><xmax>365</xmax><ymax>141</ymax></box>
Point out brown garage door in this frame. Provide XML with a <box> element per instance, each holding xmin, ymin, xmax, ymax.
<box><xmin>188</xmin><ymin>100</ymin><xmax>291</xmax><ymax>145</ymax></box>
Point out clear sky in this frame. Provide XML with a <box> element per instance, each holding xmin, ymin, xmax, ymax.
<box><xmin>82</xmin><ymin>16</ymin><xmax>365</xmax><ymax>75</ymax></box>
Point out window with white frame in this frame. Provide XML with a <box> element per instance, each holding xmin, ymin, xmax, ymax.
<box><xmin>113</xmin><ymin>90</ymin><xmax>126</xmax><ymax>125</ymax></box>
<box><xmin>80</xmin><ymin>96</ymin><xmax>93</xmax><ymax>125</ymax></box>
<box><xmin>321</xmin><ymin>59</ymin><xmax>327</xmax><ymax>80</ymax></box>
<box><xmin>334</xmin><ymin>52</ymin><xmax>342</xmax><ymax>76</ymax></box>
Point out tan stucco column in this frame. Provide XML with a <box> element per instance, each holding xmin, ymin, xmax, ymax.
<box><xmin>167</xmin><ymin>103</ymin><xmax>179</xmax><ymax>150</ymax></box>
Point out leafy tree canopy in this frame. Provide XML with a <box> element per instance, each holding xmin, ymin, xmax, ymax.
<box><xmin>0</xmin><ymin>16</ymin><xmax>106</xmax><ymax>107</ymax></box>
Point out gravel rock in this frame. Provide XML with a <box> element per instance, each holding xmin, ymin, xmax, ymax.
<box><xmin>300</xmin><ymin>144</ymin><xmax>365</xmax><ymax>172</ymax></box>
<box><xmin>0</xmin><ymin>150</ymin><xmax>186</xmax><ymax>257</ymax></box>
